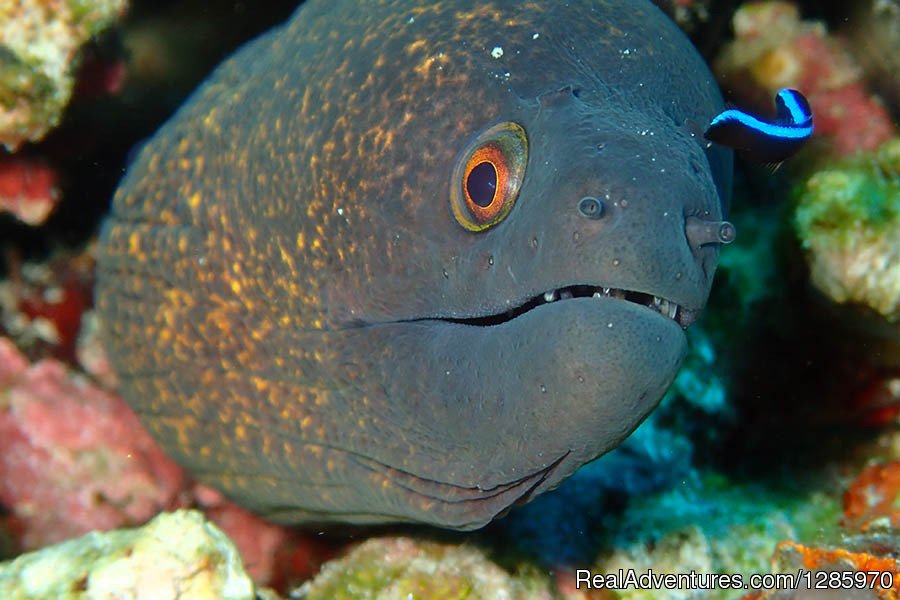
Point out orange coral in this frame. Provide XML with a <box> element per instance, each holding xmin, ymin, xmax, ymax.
<box><xmin>776</xmin><ymin>541</ymin><xmax>900</xmax><ymax>598</ymax></box>
<box><xmin>743</xmin><ymin>541</ymin><xmax>900</xmax><ymax>599</ymax></box>
<box><xmin>844</xmin><ymin>461</ymin><xmax>900</xmax><ymax>530</ymax></box>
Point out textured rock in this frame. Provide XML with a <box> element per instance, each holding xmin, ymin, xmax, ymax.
<box><xmin>0</xmin><ymin>156</ymin><xmax>59</xmax><ymax>225</ymax></box>
<box><xmin>744</xmin><ymin>541</ymin><xmax>898</xmax><ymax>599</ymax></box>
<box><xmin>0</xmin><ymin>510</ymin><xmax>257</xmax><ymax>600</ymax></box>
<box><xmin>190</xmin><ymin>484</ymin><xmax>290</xmax><ymax>587</ymax></box>
<box><xmin>0</xmin><ymin>336</ymin><xmax>184</xmax><ymax>550</ymax></box>
<box><xmin>794</xmin><ymin>138</ymin><xmax>900</xmax><ymax>323</ymax></box>
<box><xmin>0</xmin><ymin>0</ymin><xmax>128</xmax><ymax>150</ymax></box>
<box><xmin>714</xmin><ymin>1</ymin><xmax>895</xmax><ymax>157</ymax></box>
<box><xmin>844</xmin><ymin>460</ymin><xmax>900</xmax><ymax>531</ymax></box>
<box><xmin>294</xmin><ymin>537</ymin><xmax>553</xmax><ymax>600</ymax></box>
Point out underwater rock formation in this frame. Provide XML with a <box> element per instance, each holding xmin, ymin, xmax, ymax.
<box><xmin>843</xmin><ymin>0</ymin><xmax>900</xmax><ymax>115</ymax></box>
<box><xmin>294</xmin><ymin>536</ymin><xmax>553</xmax><ymax>600</ymax></box>
<box><xmin>0</xmin><ymin>337</ymin><xmax>184</xmax><ymax>550</ymax></box>
<box><xmin>0</xmin><ymin>0</ymin><xmax>128</xmax><ymax>151</ymax></box>
<box><xmin>794</xmin><ymin>138</ymin><xmax>900</xmax><ymax>324</ymax></box>
<box><xmin>714</xmin><ymin>1</ymin><xmax>895</xmax><ymax>157</ymax></box>
<box><xmin>0</xmin><ymin>157</ymin><xmax>59</xmax><ymax>226</ymax></box>
<box><xmin>0</xmin><ymin>510</ymin><xmax>259</xmax><ymax>600</ymax></box>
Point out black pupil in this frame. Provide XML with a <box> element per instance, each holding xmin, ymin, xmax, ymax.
<box><xmin>466</xmin><ymin>161</ymin><xmax>497</xmax><ymax>207</ymax></box>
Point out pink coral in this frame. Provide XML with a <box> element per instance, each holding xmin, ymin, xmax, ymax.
<box><xmin>715</xmin><ymin>1</ymin><xmax>895</xmax><ymax>158</ymax></box>
<box><xmin>0</xmin><ymin>337</ymin><xmax>184</xmax><ymax>550</ymax></box>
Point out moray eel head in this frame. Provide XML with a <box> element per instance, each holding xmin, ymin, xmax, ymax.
<box><xmin>96</xmin><ymin>0</ymin><xmax>732</xmax><ymax>530</ymax></box>
<box><xmin>323</xmin><ymin>87</ymin><xmax>729</xmax><ymax>529</ymax></box>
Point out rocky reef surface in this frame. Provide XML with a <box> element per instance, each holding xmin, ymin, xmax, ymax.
<box><xmin>1</xmin><ymin>1</ymin><xmax>899</xmax><ymax>599</ymax></box>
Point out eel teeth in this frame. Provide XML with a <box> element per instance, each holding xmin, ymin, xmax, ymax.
<box><xmin>450</xmin><ymin>286</ymin><xmax>692</xmax><ymax>329</ymax></box>
<box><xmin>538</xmin><ymin>286</ymin><xmax>686</xmax><ymax>327</ymax></box>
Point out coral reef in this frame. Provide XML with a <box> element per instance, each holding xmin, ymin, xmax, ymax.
<box><xmin>293</xmin><ymin>537</ymin><xmax>553</xmax><ymax>600</ymax></box>
<box><xmin>0</xmin><ymin>509</ymin><xmax>259</xmax><ymax>600</ymax></box>
<box><xmin>0</xmin><ymin>336</ymin><xmax>184</xmax><ymax>550</ymax></box>
<box><xmin>0</xmin><ymin>334</ymin><xmax>327</xmax><ymax>590</ymax></box>
<box><xmin>2</xmin><ymin>2</ymin><xmax>899</xmax><ymax>599</ymax></box>
<box><xmin>0</xmin><ymin>156</ymin><xmax>59</xmax><ymax>225</ymax></box>
<box><xmin>794</xmin><ymin>138</ymin><xmax>900</xmax><ymax>323</ymax></box>
<box><xmin>0</xmin><ymin>250</ymin><xmax>95</xmax><ymax>363</ymax></box>
<box><xmin>843</xmin><ymin>0</ymin><xmax>900</xmax><ymax>115</ymax></box>
<box><xmin>0</xmin><ymin>0</ymin><xmax>128</xmax><ymax>151</ymax></box>
<box><xmin>844</xmin><ymin>460</ymin><xmax>900</xmax><ymax>532</ymax></box>
<box><xmin>714</xmin><ymin>1</ymin><xmax>895</xmax><ymax>158</ymax></box>
<box><xmin>745</xmin><ymin>541</ymin><xmax>900</xmax><ymax>599</ymax></box>
<box><xmin>588</xmin><ymin>479</ymin><xmax>841</xmax><ymax>600</ymax></box>
<box><xmin>190</xmin><ymin>484</ymin><xmax>334</xmax><ymax>588</ymax></box>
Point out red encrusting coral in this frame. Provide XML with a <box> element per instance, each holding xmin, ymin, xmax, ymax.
<box><xmin>18</xmin><ymin>271</ymin><xmax>92</xmax><ymax>363</ymax></box>
<box><xmin>777</xmin><ymin>541</ymin><xmax>900</xmax><ymax>596</ymax></box>
<box><xmin>0</xmin><ymin>337</ymin><xmax>185</xmax><ymax>550</ymax></box>
<box><xmin>0</xmin><ymin>156</ymin><xmax>60</xmax><ymax>226</ymax></box>
<box><xmin>1</xmin><ymin>251</ymin><xmax>96</xmax><ymax>365</ymax></box>
<box><xmin>0</xmin><ymin>333</ymin><xmax>335</xmax><ymax>590</ymax></box>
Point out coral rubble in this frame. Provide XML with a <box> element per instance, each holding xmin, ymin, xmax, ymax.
<box><xmin>745</xmin><ymin>541</ymin><xmax>900</xmax><ymax>599</ymax></box>
<box><xmin>0</xmin><ymin>0</ymin><xmax>128</xmax><ymax>151</ymax></box>
<box><xmin>0</xmin><ymin>509</ymin><xmax>258</xmax><ymax>600</ymax></box>
<box><xmin>293</xmin><ymin>537</ymin><xmax>553</xmax><ymax>600</ymax></box>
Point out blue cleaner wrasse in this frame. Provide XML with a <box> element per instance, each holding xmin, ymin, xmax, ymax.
<box><xmin>704</xmin><ymin>88</ymin><xmax>813</xmax><ymax>164</ymax></box>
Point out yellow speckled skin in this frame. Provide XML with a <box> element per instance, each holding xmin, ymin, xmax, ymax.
<box><xmin>96</xmin><ymin>0</ymin><xmax>731</xmax><ymax>529</ymax></box>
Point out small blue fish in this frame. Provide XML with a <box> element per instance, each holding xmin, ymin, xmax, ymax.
<box><xmin>704</xmin><ymin>88</ymin><xmax>813</xmax><ymax>164</ymax></box>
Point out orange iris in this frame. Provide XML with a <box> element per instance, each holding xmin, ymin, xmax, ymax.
<box><xmin>450</xmin><ymin>122</ymin><xmax>528</xmax><ymax>232</ymax></box>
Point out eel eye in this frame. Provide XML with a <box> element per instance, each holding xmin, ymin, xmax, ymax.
<box><xmin>450</xmin><ymin>122</ymin><xmax>528</xmax><ymax>231</ymax></box>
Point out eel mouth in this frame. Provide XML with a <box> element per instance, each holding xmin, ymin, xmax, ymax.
<box><xmin>445</xmin><ymin>285</ymin><xmax>699</xmax><ymax>329</ymax></box>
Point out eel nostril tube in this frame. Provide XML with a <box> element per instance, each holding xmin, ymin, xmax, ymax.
<box><xmin>577</xmin><ymin>196</ymin><xmax>605</xmax><ymax>219</ymax></box>
<box><xmin>685</xmin><ymin>216</ymin><xmax>736</xmax><ymax>249</ymax></box>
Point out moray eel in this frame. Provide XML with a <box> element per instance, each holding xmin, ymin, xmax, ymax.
<box><xmin>95</xmin><ymin>0</ymin><xmax>732</xmax><ymax>530</ymax></box>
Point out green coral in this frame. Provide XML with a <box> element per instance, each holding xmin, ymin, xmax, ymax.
<box><xmin>794</xmin><ymin>137</ymin><xmax>900</xmax><ymax>320</ymax></box>
<box><xmin>295</xmin><ymin>537</ymin><xmax>552</xmax><ymax>600</ymax></box>
<box><xmin>796</xmin><ymin>140</ymin><xmax>900</xmax><ymax>240</ymax></box>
